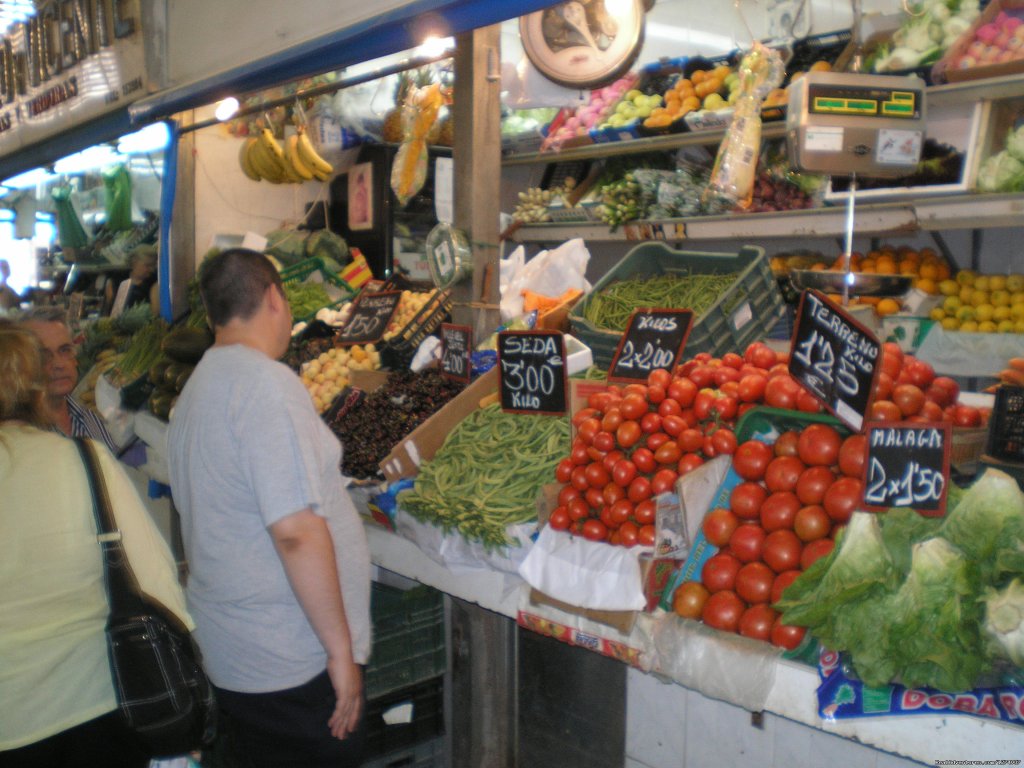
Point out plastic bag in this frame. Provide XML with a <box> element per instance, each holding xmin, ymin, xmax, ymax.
<box><xmin>102</xmin><ymin>164</ymin><xmax>133</xmax><ymax>232</ymax></box>
<box><xmin>52</xmin><ymin>185</ymin><xmax>89</xmax><ymax>249</ymax></box>
<box><xmin>391</xmin><ymin>83</ymin><xmax>443</xmax><ymax>207</ymax></box>
<box><xmin>499</xmin><ymin>240</ymin><xmax>592</xmax><ymax>322</ymax></box>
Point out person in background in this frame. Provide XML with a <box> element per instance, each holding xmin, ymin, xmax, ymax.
<box><xmin>18</xmin><ymin>306</ymin><xmax>119</xmax><ymax>454</ymax></box>
<box><xmin>109</xmin><ymin>245</ymin><xmax>159</xmax><ymax>318</ymax></box>
<box><xmin>0</xmin><ymin>259</ymin><xmax>21</xmax><ymax>312</ymax></box>
<box><xmin>167</xmin><ymin>248</ymin><xmax>371</xmax><ymax>768</ymax></box>
<box><xmin>0</xmin><ymin>325</ymin><xmax>193</xmax><ymax>767</ymax></box>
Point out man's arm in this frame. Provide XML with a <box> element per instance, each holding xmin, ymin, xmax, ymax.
<box><xmin>270</xmin><ymin>508</ymin><xmax>362</xmax><ymax>739</ymax></box>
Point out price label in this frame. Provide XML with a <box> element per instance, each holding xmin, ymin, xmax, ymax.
<box><xmin>608</xmin><ymin>308</ymin><xmax>694</xmax><ymax>383</ymax></box>
<box><xmin>497</xmin><ymin>330</ymin><xmax>568</xmax><ymax>415</ymax></box>
<box><xmin>336</xmin><ymin>290</ymin><xmax>401</xmax><ymax>346</ymax></box>
<box><xmin>789</xmin><ymin>289</ymin><xmax>880</xmax><ymax>432</ymax></box>
<box><xmin>863</xmin><ymin>422</ymin><xmax>950</xmax><ymax>516</ymax></box>
<box><xmin>440</xmin><ymin>323</ymin><xmax>472</xmax><ymax>383</ymax></box>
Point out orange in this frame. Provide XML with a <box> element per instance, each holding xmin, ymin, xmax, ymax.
<box><xmin>899</xmin><ymin>261</ymin><xmax>918</xmax><ymax>275</ymax></box>
<box><xmin>916</xmin><ymin>277</ymin><xmax>938</xmax><ymax>295</ymax></box>
<box><xmin>876</xmin><ymin>257</ymin><xmax>897</xmax><ymax>274</ymax></box>
<box><xmin>691</xmin><ymin>70</ymin><xmax>707</xmax><ymax>84</ymax></box>
<box><xmin>935</xmin><ymin>263</ymin><xmax>951</xmax><ymax>280</ymax></box>
<box><xmin>713</xmin><ymin>65</ymin><xmax>732</xmax><ymax>81</ymax></box>
<box><xmin>876</xmin><ymin>298</ymin><xmax>902</xmax><ymax>316</ymax></box>
<box><xmin>919</xmin><ymin>262</ymin><xmax>940</xmax><ymax>280</ymax></box>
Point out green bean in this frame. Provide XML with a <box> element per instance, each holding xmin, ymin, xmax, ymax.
<box><xmin>582</xmin><ymin>272</ymin><xmax>739</xmax><ymax>332</ymax></box>
<box><xmin>397</xmin><ymin>403</ymin><xmax>569</xmax><ymax>551</ymax></box>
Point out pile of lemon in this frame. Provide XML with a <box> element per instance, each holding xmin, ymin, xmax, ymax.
<box><xmin>927</xmin><ymin>271</ymin><xmax>1024</xmax><ymax>333</ymax></box>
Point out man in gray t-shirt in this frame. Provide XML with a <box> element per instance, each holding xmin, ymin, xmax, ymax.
<box><xmin>168</xmin><ymin>249</ymin><xmax>371</xmax><ymax>768</ymax></box>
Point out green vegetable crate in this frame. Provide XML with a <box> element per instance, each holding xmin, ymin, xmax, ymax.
<box><xmin>280</xmin><ymin>257</ymin><xmax>356</xmax><ymax>323</ymax></box>
<box><xmin>569</xmin><ymin>243</ymin><xmax>786</xmax><ymax>369</ymax></box>
<box><xmin>364</xmin><ymin>582</ymin><xmax>446</xmax><ymax>701</ymax></box>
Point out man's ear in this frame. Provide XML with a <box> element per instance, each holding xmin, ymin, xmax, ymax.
<box><xmin>267</xmin><ymin>283</ymin><xmax>287</xmax><ymax>313</ymax></box>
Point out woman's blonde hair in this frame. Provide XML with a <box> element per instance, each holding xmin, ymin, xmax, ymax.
<box><xmin>0</xmin><ymin>325</ymin><xmax>52</xmax><ymax>427</ymax></box>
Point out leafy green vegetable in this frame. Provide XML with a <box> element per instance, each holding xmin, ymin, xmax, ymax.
<box><xmin>880</xmin><ymin>506</ymin><xmax>943</xmax><ymax>576</ymax></box>
<box><xmin>1007</xmin><ymin>126</ymin><xmax>1024</xmax><ymax>163</ymax></box>
<box><xmin>984</xmin><ymin>578</ymin><xmax>1024</xmax><ymax>667</ymax></box>
<box><xmin>977</xmin><ymin>152</ymin><xmax>1024</xmax><ymax>193</ymax></box>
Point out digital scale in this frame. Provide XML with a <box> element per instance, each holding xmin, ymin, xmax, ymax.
<box><xmin>787</xmin><ymin>71</ymin><xmax>927</xmax><ymax>177</ymax></box>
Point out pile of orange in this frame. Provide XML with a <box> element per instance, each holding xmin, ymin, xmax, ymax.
<box><xmin>643</xmin><ymin>65</ymin><xmax>733</xmax><ymax>129</ymax></box>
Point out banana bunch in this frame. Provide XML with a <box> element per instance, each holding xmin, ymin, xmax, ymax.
<box><xmin>239</xmin><ymin>127</ymin><xmax>333</xmax><ymax>184</ymax></box>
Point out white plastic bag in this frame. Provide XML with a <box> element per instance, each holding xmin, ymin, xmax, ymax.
<box><xmin>499</xmin><ymin>239</ymin><xmax>592</xmax><ymax>322</ymax></box>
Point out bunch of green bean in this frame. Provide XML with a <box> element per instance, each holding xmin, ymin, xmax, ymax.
<box><xmin>113</xmin><ymin>318</ymin><xmax>168</xmax><ymax>385</ymax></box>
<box><xmin>582</xmin><ymin>272</ymin><xmax>739</xmax><ymax>332</ymax></box>
<box><xmin>398</xmin><ymin>403</ymin><xmax>569</xmax><ymax>551</ymax></box>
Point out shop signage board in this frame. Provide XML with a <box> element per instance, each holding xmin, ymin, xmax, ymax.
<box><xmin>0</xmin><ymin>0</ymin><xmax>149</xmax><ymax>159</ymax></box>
<box><xmin>789</xmin><ymin>289</ymin><xmax>880</xmax><ymax>432</ymax></box>
<box><xmin>497</xmin><ymin>330</ymin><xmax>567</xmax><ymax>415</ymax></box>
<box><xmin>336</xmin><ymin>290</ymin><xmax>401</xmax><ymax>346</ymax></box>
<box><xmin>608</xmin><ymin>308</ymin><xmax>693</xmax><ymax>383</ymax></box>
<box><xmin>440</xmin><ymin>322</ymin><xmax>472</xmax><ymax>383</ymax></box>
<box><xmin>863</xmin><ymin>422</ymin><xmax>950</xmax><ymax>516</ymax></box>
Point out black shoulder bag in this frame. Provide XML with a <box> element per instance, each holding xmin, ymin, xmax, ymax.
<box><xmin>75</xmin><ymin>437</ymin><xmax>217</xmax><ymax>758</ymax></box>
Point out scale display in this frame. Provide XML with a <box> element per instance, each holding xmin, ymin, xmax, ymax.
<box><xmin>807</xmin><ymin>84</ymin><xmax>921</xmax><ymax>119</ymax></box>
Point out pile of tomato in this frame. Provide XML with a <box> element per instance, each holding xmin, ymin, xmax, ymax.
<box><xmin>548</xmin><ymin>342</ymin><xmax>811</xmax><ymax>547</ymax></box>
<box><xmin>671</xmin><ymin>423</ymin><xmax>866</xmax><ymax>649</ymax></box>
<box><xmin>869</xmin><ymin>343</ymin><xmax>987</xmax><ymax>427</ymax></box>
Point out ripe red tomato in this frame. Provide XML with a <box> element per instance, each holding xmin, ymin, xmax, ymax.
<box><xmin>627</xmin><ymin>476</ymin><xmax>653</xmax><ymax>503</ymax></box>
<box><xmin>584</xmin><ymin>462</ymin><xmax>610</xmax><ymax>489</ymax></box>
<box><xmin>838</xmin><ymin>434</ymin><xmax>867</xmax><ymax>478</ymax></box>
<box><xmin>592</xmin><ymin>430</ymin><xmax>616</xmax><ymax>453</ymax></box>
<box><xmin>632</xmin><ymin>447</ymin><xmax>656</xmax><ymax>474</ymax></box>
<box><xmin>745</xmin><ymin>342</ymin><xmax>777</xmax><ymax>370</ymax></box>
<box><xmin>609</xmin><ymin>499</ymin><xmax>634</xmax><ymax>526</ymax></box>
<box><xmin>762</xmin><ymin>529</ymin><xmax>802</xmax><ymax>573</ymax></box>
<box><xmin>651</xmin><ymin>468</ymin><xmax>678</xmax><ymax>495</ymax></box>
<box><xmin>953</xmin><ymin>404</ymin><xmax>982</xmax><ymax>427</ymax></box>
<box><xmin>647</xmin><ymin>384</ymin><xmax>666</xmax><ymax>405</ymax></box>
<box><xmin>733</xmin><ymin>440</ymin><xmax>775</xmax><ymax>481</ymax></box>
<box><xmin>770</xmin><ymin>617</ymin><xmax>807</xmax><ymax>650</ymax></box>
<box><xmin>658</xmin><ymin>397</ymin><xmax>683</xmax><ymax>419</ymax></box>
<box><xmin>693</xmin><ymin>391</ymin><xmax>717</xmax><ymax>421</ymax></box>
<box><xmin>655</xmin><ymin>440</ymin><xmax>681</xmax><ymax>465</ymax></box>
<box><xmin>722</xmin><ymin>352</ymin><xmax>744</xmax><ymax>369</ymax></box>
<box><xmin>571</xmin><ymin>466</ymin><xmax>590</xmax><ymax>492</ymax></box>
<box><xmin>737</xmin><ymin>374</ymin><xmax>768</xmax><ymax>403</ymax></box>
<box><xmin>555</xmin><ymin>458</ymin><xmax>574</xmax><ymax>484</ymax></box>
<box><xmin>571</xmin><ymin>407</ymin><xmax>598</xmax><ymax>428</ymax></box>
<box><xmin>634</xmin><ymin>499</ymin><xmax>656</xmax><ymax>526</ymax></box>
<box><xmin>930</xmin><ymin>376</ymin><xmax>959</xmax><ymax>406</ymax></box>
<box><xmin>661</xmin><ymin>414</ymin><xmax>686</xmax><ymax>437</ymax></box>
<box><xmin>872</xmin><ymin>371</ymin><xmax>894</xmax><ymax>401</ymax></box>
<box><xmin>735</xmin><ymin>561</ymin><xmax>775</xmax><ymax>604</ymax></box>
<box><xmin>702</xmin><ymin>507</ymin><xmax>740</xmax><ymax>547</ymax></box>
<box><xmin>640</xmin><ymin>412</ymin><xmax>663</xmax><ymax>434</ymax></box>
<box><xmin>730</xmin><ymin>481</ymin><xmax>769</xmax><ymax>520</ymax></box>
<box><xmin>549</xmin><ymin>506</ymin><xmax>571</xmax><ymax>531</ymax></box>
<box><xmin>919</xmin><ymin>400</ymin><xmax>944</xmax><ymax>421</ymax></box>
<box><xmin>882</xmin><ymin>342</ymin><xmax>904</xmax><ymax>367</ymax></box>
<box><xmin>612</xmin><ymin>459</ymin><xmax>637</xmax><ymax>487</ymax></box>
<box><xmin>796</xmin><ymin>388</ymin><xmax>822</xmax><ymax>413</ymax></box>
<box><xmin>647</xmin><ymin>432</ymin><xmax>670</xmax><ymax>452</ymax></box>
<box><xmin>601</xmin><ymin>408</ymin><xmax>623</xmax><ymax>433</ymax></box>
<box><xmin>892</xmin><ymin>383</ymin><xmax>926</xmax><ymax>417</ymax></box>
<box><xmin>618</xmin><ymin>521</ymin><xmax>639</xmax><ymax>547</ymax></box>
<box><xmin>714</xmin><ymin>366</ymin><xmax>742</xmax><ymax>387</ymax></box>
<box><xmin>702</xmin><ymin>590</ymin><xmax>746</xmax><ymax>633</ymax></box>
<box><xmin>667</xmin><ymin>378</ymin><xmax>697</xmax><ymax>407</ymax></box>
<box><xmin>905</xmin><ymin>358</ymin><xmax>935</xmax><ymax>388</ymax></box>
<box><xmin>672</xmin><ymin>581</ymin><xmax>709</xmax><ymax>620</ymax></box>
<box><xmin>616</xmin><ymin>421</ymin><xmax>642</xmax><ymax>448</ymax></box>
<box><xmin>764</xmin><ymin>376</ymin><xmax>799</xmax><ymax>409</ymax></box>
<box><xmin>679</xmin><ymin>428</ymin><xmax>704</xmax><ymax>453</ymax></box>
<box><xmin>637</xmin><ymin>524</ymin><xmax>656</xmax><ymax>546</ymax></box>
<box><xmin>711</xmin><ymin>394</ymin><xmax>738</xmax><ymax>421</ymax></box>
<box><xmin>729</xmin><ymin>523</ymin><xmax>767</xmax><ymax>564</ymax></box>
<box><xmin>558</xmin><ymin>484</ymin><xmax>581</xmax><ymax>507</ymax></box>
<box><xmin>764</xmin><ymin>456</ymin><xmax>805</xmax><ymax>493</ymax></box>
<box><xmin>577</xmin><ymin>417</ymin><xmax>601</xmax><ymax>444</ymax></box>
<box><xmin>870</xmin><ymin>400</ymin><xmax>902</xmax><ymax>422</ymax></box>
<box><xmin>801</xmin><ymin>537</ymin><xmax>835</xmax><ymax>569</ymax></box>
<box><xmin>620</xmin><ymin>394</ymin><xmax>648</xmax><ymax>421</ymax></box>
<box><xmin>581</xmin><ymin>518</ymin><xmax>608</xmax><ymax>542</ymax></box>
<box><xmin>774</xmin><ymin>430</ymin><xmax>800</xmax><ymax>457</ymax></box>
<box><xmin>677</xmin><ymin>453</ymin><xmax>705</xmax><ymax>476</ymax></box>
<box><xmin>823</xmin><ymin>477</ymin><xmax>863</xmax><ymax>523</ymax></box>
<box><xmin>795</xmin><ymin>466</ymin><xmax>835</xmax><ymax>505</ymax></box>
<box><xmin>567</xmin><ymin>498</ymin><xmax>589</xmax><ymax>522</ymax></box>
<box><xmin>647</xmin><ymin>368</ymin><xmax>672</xmax><ymax>390</ymax></box>
<box><xmin>880</xmin><ymin>351</ymin><xmax>902</xmax><ymax>381</ymax></box>
<box><xmin>601</xmin><ymin>450</ymin><xmax>625</xmax><ymax>473</ymax></box>
<box><xmin>759</xmin><ymin>491</ymin><xmax>800</xmax><ymax>532</ymax></box>
<box><xmin>711</xmin><ymin>428</ymin><xmax>738</xmax><ymax>456</ymax></box>
<box><xmin>689</xmin><ymin>365</ymin><xmax>716</xmax><ymax>389</ymax></box>
<box><xmin>739</xmin><ymin>604</ymin><xmax>777</xmax><ymax>642</ymax></box>
<box><xmin>603</xmin><ymin>481</ymin><xmax>626</xmax><ymax>506</ymax></box>
<box><xmin>770</xmin><ymin>570</ymin><xmax>801</xmax><ymax>604</ymax></box>
<box><xmin>793</xmin><ymin>505</ymin><xmax>831</xmax><ymax>542</ymax></box>
<box><xmin>585</xmin><ymin>487</ymin><xmax>605</xmax><ymax>511</ymax></box>
<box><xmin>797</xmin><ymin>424</ymin><xmax>841</xmax><ymax>467</ymax></box>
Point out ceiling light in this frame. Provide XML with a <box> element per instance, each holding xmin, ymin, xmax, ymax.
<box><xmin>2</xmin><ymin>167</ymin><xmax>53</xmax><ymax>189</ymax></box>
<box><xmin>416</xmin><ymin>35</ymin><xmax>453</xmax><ymax>58</ymax></box>
<box><xmin>117</xmin><ymin>122</ymin><xmax>171</xmax><ymax>154</ymax></box>
<box><xmin>214</xmin><ymin>97</ymin><xmax>240</xmax><ymax>121</ymax></box>
<box><xmin>54</xmin><ymin>145</ymin><xmax>119</xmax><ymax>175</ymax></box>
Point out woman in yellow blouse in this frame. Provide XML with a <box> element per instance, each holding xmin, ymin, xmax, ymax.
<box><xmin>0</xmin><ymin>325</ymin><xmax>193</xmax><ymax>767</ymax></box>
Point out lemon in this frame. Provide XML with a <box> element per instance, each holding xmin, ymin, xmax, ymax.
<box><xmin>930</xmin><ymin>307</ymin><xmax>947</xmax><ymax>322</ymax></box>
<box><xmin>991</xmin><ymin>289</ymin><xmax>1011</xmax><ymax>307</ymax></box>
<box><xmin>941</xmin><ymin>317</ymin><xmax>960</xmax><ymax>330</ymax></box>
<box><xmin>959</xmin><ymin>286</ymin><xmax>974</xmax><ymax>303</ymax></box>
<box><xmin>956</xmin><ymin>306</ymin><xmax>976</xmax><ymax>322</ymax></box>
<box><xmin>990</xmin><ymin>274</ymin><xmax>1008</xmax><ymax>291</ymax></box>
<box><xmin>960</xmin><ymin>320</ymin><xmax>979</xmax><ymax>332</ymax></box>
<box><xmin>1008</xmin><ymin>274</ymin><xmax>1024</xmax><ymax>293</ymax></box>
<box><xmin>976</xmin><ymin>304</ymin><xmax>995</xmax><ymax>322</ymax></box>
<box><xmin>970</xmin><ymin>290</ymin><xmax>990</xmax><ymax>308</ymax></box>
<box><xmin>943</xmin><ymin>296</ymin><xmax>962</xmax><ymax>314</ymax></box>
<box><xmin>999</xmin><ymin>319</ymin><xmax>1016</xmax><ymax>333</ymax></box>
<box><xmin>956</xmin><ymin>269</ymin><xmax>977</xmax><ymax>286</ymax></box>
<box><xmin>1016</xmin><ymin>319</ymin><xmax>1024</xmax><ymax>334</ymax></box>
<box><xmin>974</xmin><ymin>275</ymin><xmax>991</xmax><ymax>292</ymax></box>
<box><xmin>1013</xmin><ymin>303</ymin><xmax>1024</xmax><ymax>321</ymax></box>
<box><xmin>939</xmin><ymin>279</ymin><xmax>960</xmax><ymax>296</ymax></box>
<box><xmin>979</xmin><ymin>320</ymin><xmax>998</xmax><ymax>333</ymax></box>
<box><xmin>994</xmin><ymin>305</ymin><xmax>1012</xmax><ymax>321</ymax></box>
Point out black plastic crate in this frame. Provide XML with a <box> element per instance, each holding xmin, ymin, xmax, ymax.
<box><xmin>365</xmin><ymin>583</ymin><xmax>446</xmax><ymax>700</ymax></box>
<box><xmin>987</xmin><ymin>385</ymin><xmax>1024</xmax><ymax>464</ymax></box>
<box><xmin>363</xmin><ymin>677</ymin><xmax>445</xmax><ymax>761</ymax></box>
<box><xmin>360</xmin><ymin>736</ymin><xmax>446</xmax><ymax>768</ymax></box>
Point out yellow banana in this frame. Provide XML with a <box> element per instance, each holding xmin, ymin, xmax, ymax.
<box><xmin>239</xmin><ymin>138</ymin><xmax>261</xmax><ymax>181</ymax></box>
<box><xmin>296</xmin><ymin>128</ymin><xmax>333</xmax><ymax>177</ymax></box>
<box><xmin>286</xmin><ymin>134</ymin><xmax>314</xmax><ymax>181</ymax></box>
<box><xmin>258</xmin><ymin>128</ymin><xmax>291</xmax><ymax>182</ymax></box>
<box><xmin>247</xmin><ymin>137</ymin><xmax>284</xmax><ymax>183</ymax></box>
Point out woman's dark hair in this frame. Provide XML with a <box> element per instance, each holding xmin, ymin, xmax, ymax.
<box><xmin>198</xmin><ymin>248</ymin><xmax>284</xmax><ymax>329</ymax></box>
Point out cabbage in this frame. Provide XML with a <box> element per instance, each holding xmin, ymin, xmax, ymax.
<box><xmin>1007</xmin><ymin>126</ymin><xmax>1024</xmax><ymax>162</ymax></box>
<box><xmin>984</xmin><ymin>579</ymin><xmax>1024</xmax><ymax>667</ymax></box>
<box><xmin>977</xmin><ymin>151</ymin><xmax>1024</xmax><ymax>193</ymax></box>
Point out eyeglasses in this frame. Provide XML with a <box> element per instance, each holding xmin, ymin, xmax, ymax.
<box><xmin>40</xmin><ymin>344</ymin><xmax>76</xmax><ymax>365</ymax></box>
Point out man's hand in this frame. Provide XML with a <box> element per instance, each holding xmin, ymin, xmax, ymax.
<box><xmin>327</xmin><ymin>655</ymin><xmax>363</xmax><ymax>739</ymax></box>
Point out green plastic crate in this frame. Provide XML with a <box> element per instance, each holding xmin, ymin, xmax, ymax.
<box><xmin>280</xmin><ymin>257</ymin><xmax>356</xmax><ymax>323</ymax></box>
<box><xmin>365</xmin><ymin>583</ymin><xmax>446</xmax><ymax>700</ymax></box>
<box><xmin>569</xmin><ymin>243</ymin><xmax>786</xmax><ymax>369</ymax></box>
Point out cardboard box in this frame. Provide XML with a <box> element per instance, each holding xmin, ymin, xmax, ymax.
<box><xmin>379</xmin><ymin>368</ymin><xmax>498</xmax><ymax>483</ymax></box>
<box><xmin>933</xmin><ymin>0</ymin><xmax>1024</xmax><ymax>84</ymax></box>
<box><xmin>517</xmin><ymin>609</ymin><xmax>645</xmax><ymax>667</ymax></box>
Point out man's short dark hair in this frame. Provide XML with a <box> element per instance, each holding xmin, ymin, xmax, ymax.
<box><xmin>199</xmin><ymin>248</ymin><xmax>284</xmax><ymax>329</ymax></box>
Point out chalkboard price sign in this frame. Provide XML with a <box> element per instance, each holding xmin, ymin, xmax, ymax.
<box><xmin>789</xmin><ymin>289</ymin><xmax>880</xmax><ymax>432</ymax></box>
<box><xmin>608</xmin><ymin>308</ymin><xmax>694</xmax><ymax>383</ymax></box>
<box><xmin>497</xmin><ymin>330</ymin><xmax>568</xmax><ymax>415</ymax></box>
<box><xmin>863</xmin><ymin>422</ymin><xmax>950</xmax><ymax>516</ymax></box>
<box><xmin>336</xmin><ymin>290</ymin><xmax>401</xmax><ymax>346</ymax></box>
<box><xmin>440</xmin><ymin>323</ymin><xmax>472</xmax><ymax>383</ymax></box>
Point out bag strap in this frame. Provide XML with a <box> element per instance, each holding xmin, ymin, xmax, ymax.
<box><xmin>74</xmin><ymin>437</ymin><xmax>148</xmax><ymax>618</ymax></box>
